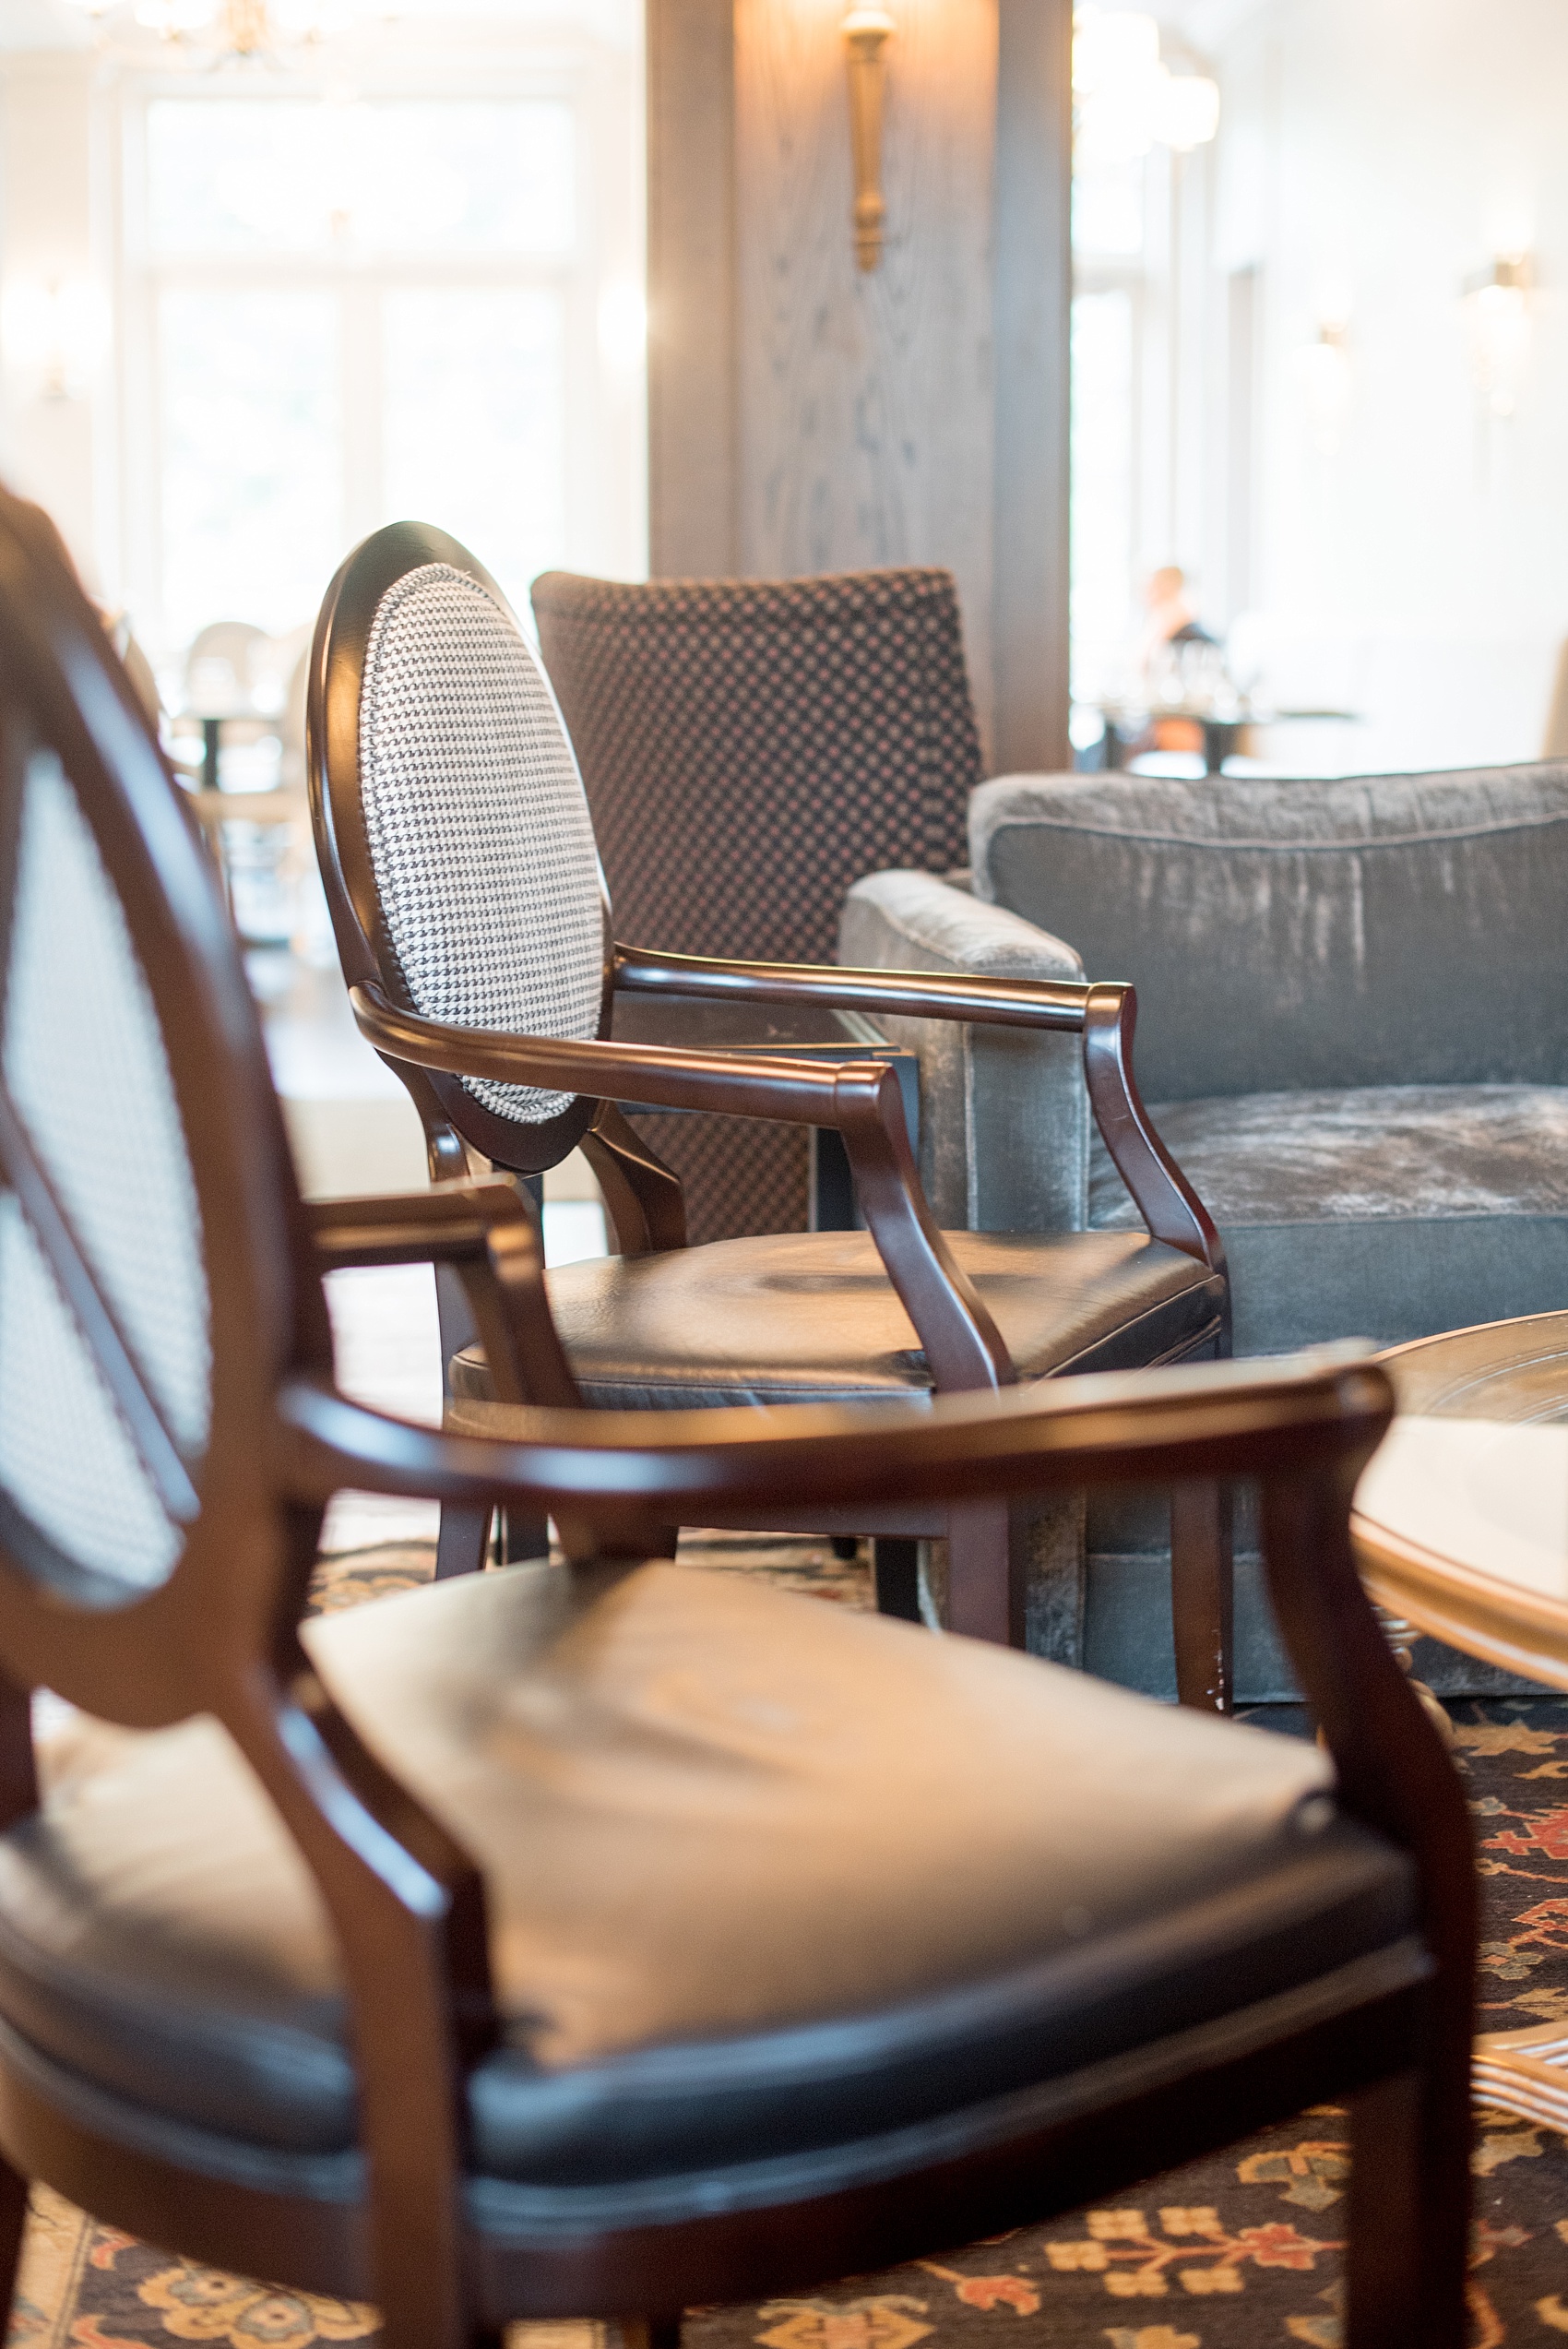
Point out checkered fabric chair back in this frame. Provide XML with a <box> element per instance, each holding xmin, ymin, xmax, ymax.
<box><xmin>531</xmin><ymin>567</ymin><xmax>982</xmax><ymax>1238</ymax></box>
<box><xmin>0</xmin><ymin>742</ymin><xmax>212</xmax><ymax>1597</ymax></box>
<box><xmin>358</xmin><ymin>561</ymin><xmax>605</xmax><ymax>1130</ymax></box>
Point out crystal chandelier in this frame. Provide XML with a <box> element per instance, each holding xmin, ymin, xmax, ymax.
<box><xmin>56</xmin><ymin>0</ymin><xmax>386</xmax><ymax>66</ymax></box>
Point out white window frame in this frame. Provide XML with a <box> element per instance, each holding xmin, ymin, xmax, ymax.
<box><xmin>113</xmin><ymin>30</ymin><xmax>645</xmax><ymax>661</ymax></box>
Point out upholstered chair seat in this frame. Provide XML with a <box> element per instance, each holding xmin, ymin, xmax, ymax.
<box><xmin>0</xmin><ymin>1558</ymin><xmax>1409</xmax><ymax>2199</ymax></box>
<box><xmin>450</xmin><ymin>1228</ymin><xmax>1222</xmax><ymax>1412</ymax></box>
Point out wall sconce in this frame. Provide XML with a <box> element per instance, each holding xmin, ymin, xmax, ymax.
<box><xmin>1301</xmin><ymin>319</ymin><xmax>1352</xmax><ymax>457</ymax></box>
<box><xmin>841</xmin><ymin>5</ymin><xmax>896</xmax><ymax>272</ymax></box>
<box><xmin>0</xmin><ymin>278</ymin><xmax>110</xmax><ymax>402</ymax></box>
<box><xmin>1463</xmin><ymin>254</ymin><xmax>1533</xmax><ymax>420</ymax></box>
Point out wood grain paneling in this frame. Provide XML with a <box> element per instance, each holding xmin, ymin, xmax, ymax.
<box><xmin>733</xmin><ymin>0</ymin><xmax>999</xmax><ymax>747</ymax></box>
<box><xmin>647</xmin><ymin>0</ymin><xmax>1072</xmax><ymax>769</ymax></box>
<box><xmin>992</xmin><ymin>0</ymin><xmax>1072</xmax><ymax>772</ymax></box>
<box><xmin>647</xmin><ymin>0</ymin><xmax>739</xmax><ymax>576</ymax></box>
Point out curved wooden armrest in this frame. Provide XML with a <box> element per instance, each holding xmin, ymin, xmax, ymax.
<box><xmin>350</xmin><ymin>983</ymin><xmax>1011</xmax><ymax>1392</ymax></box>
<box><xmin>353</xmin><ymin>980</ymin><xmax>893</xmax><ymax>1124</ymax></box>
<box><xmin>612</xmin><ymin>942</ymin><xmax>1093</xmax><ymax>1031</ymax></box>
<box><xmin>615</xmin><ymin>948</ymin><xmax>1224</xmax><ymax>1277</ymax></box>
<box><xmin>309</xmin><ymin>1177</ymin><xmax>531</xmax><ymax>1270</ymax></box>
<box><xmin>278</xmin><ymin>1347</ymin><xmax>1389</xmax><ymax>1522</ymax></box>
<box><xmin>308</xmin><ymin>1173</ymin><xmax>578</xmax><ymax>1409</ymax></box>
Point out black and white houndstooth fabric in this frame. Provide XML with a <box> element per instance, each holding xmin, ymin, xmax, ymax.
<box><xmin>0</xmin><ymin>749</ymin><xmax>210</xmax><ymax>1591</ymax></box>
<box><xmin>359</xmin><ymin>563</ymin><xmax>604</xmax><ymax>1126</ymax></box>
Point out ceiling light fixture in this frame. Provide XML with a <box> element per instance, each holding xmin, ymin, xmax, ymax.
<box><xmin>1072</xmin><ymin>8</ymin><xmax>1219</xmax><ymax>164</ymax></box>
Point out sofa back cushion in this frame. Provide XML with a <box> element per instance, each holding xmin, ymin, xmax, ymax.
<box><xmin>971</xmin><ymin>764</ymin><xmax>1568</xmax><ymax>1102</ymax></box>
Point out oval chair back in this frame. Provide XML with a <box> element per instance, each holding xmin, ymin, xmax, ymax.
<box><xmin>309</xmin><ymin>521</ymin><xmax>613</xmax><ymax>1181</ymax></box>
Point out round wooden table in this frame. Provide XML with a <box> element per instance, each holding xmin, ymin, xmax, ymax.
<box><xmin>1352</xmin><ymin>1311</ymin><xmax>1568</xmax><ymax>2127</ymax></box>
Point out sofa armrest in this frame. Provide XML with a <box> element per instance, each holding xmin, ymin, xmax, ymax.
<box><xmin>838</xmin><ymin>869</ymin><xmax>1089</xmax><ymax>1234</ymax></box>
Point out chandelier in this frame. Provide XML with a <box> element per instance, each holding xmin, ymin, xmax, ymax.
<box><xmin>55</xmin><ymin>0</ymin><xmax>389</xmax><ymax>66</ymax></box>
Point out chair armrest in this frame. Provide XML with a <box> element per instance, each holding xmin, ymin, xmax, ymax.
<box><xmin>278</xmin><ymin>1346</ymin><xmax>1386</xmax><ymax>1524</ymax></box>
<box><xmin>350</xmin><ymin>984</ymin><xmax>1011</xmax><ymax>1393</ymax></box>
<box><xmin>837</xmin><ymin>870</ymin><xmax>1089</xmax><ymax>1233</ymax></box>
<box><xmin>308</xmin><ymin>1175</ymin><xmax>579</xmax><ymax>1409</ymax></box>
<box><xmin>609</xmin><ymin>942</ymin><xmax>1221</xmax><ymax>1273</ymax></box>
<box><xmin>611</xmin><ymin>939</ymin><xmax>1095</xmax><ymax>1031</ymax></box>
<box><xmin>351</xmin><ymin>980</ymin><xmax>909</xmax><ymax>1127</ymax></box>
<box><xmin>309</xmin><ymin>1180</ymin><xmax>529</xmax><ymax>1270</ymax></box>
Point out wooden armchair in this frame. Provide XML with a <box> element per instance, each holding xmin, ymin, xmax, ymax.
<box><xmin>308</xmin><ymin>523</ymin><xmax>1232</xmax><ymax>1699</ymax></box>
<box><xmin>0</xmin><ymin>485</ymin><xmax>1477</xmax><ymax>2349</ymax></box>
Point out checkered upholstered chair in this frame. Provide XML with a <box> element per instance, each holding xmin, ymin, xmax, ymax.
<box><xmin>307</xmin><ymin>522</ymin><xmax>1236</xmax><ymax>1699</ymax></box>
<box><xmin>530</xmin><ymin>566</ymin><xmax>980</xmax><ymax>1245</ymax></box>
<box><xmin>0</xmin><ymin>485</ymin><xmax>1475</xmax><ymax>2349</ymax></box>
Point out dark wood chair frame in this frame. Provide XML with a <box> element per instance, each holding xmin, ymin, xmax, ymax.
<box><xmin>306</xmin><ymin>522</ymin><xmax>1234</xmax><ymax>1700</ymax></box>
<box><xmin>0</xmin><ymin>492</ymin><xmax>1476</xmax><ymax>2349</ymax></box>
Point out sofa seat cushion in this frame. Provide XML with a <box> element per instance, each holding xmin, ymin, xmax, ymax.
<box><xmin>0</xmin><ymin>1560</ymin><xmax>1414</xmax><ymax>2189</ymax></box>
<box><xmin>452</xmin><ymin>1228</ymin><xmax>1224</xmax><ymax>1410</ymax></box>
<box><xmin>1091</xmin><ymin>1082</ymin><xmax>1568</xmax><ymax>1353</ymax></box>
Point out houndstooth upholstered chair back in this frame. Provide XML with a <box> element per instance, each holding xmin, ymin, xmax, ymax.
<box><xmin>531</xmin><ymin>567</ymin><xmax>983</xmax><ymax>1241</ymax></box>
<box><xmin>354</xmin><ymin>560</ymin><xmax>607</xmax><ymax>1136</ymax></box>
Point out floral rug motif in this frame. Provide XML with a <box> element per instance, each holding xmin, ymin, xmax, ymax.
<box><xmin>11</xmin><ymin>1543</ymin><xmax>1568</xmax><ymax>2349</ymax></box>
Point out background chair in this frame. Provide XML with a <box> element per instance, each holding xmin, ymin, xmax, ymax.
<box><xmin>0</xmin><ymin>486</ymin><xmax>1474</xmax><ymax>2345</ymax></box>
<box><xmin>310</xmin><ymin>522</ymin><xmax>1232</xmax><ymax>1695</ymax></box>
<box><xmin>530</xmin><ymin>568</ymin><xmax>980</xmax><ymax>1244</ymax></box>
<box><xmin>842</xmin><ymin>759</ymin><xmax>1568</xmax><ymax>1698</ymax></box>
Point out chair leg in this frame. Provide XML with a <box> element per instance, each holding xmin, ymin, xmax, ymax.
<box><xmin>1170</xmin><ymin>1479</ymin><xmax>1233</xmax><ymax>1712</ymax></box>
<box><xmin>945</xmin><ymin>1505</ymin><xmax>1016</xmax><ymax>1645</ymax></box>
<box><xmin>1345</xmin><ymin>2063</ymin><xmax>1470</xmax><ymax>2349</ymax></box>
<box><xmin>873</xmin><ymin>1538</ymin><xmax>921</xmax><ymax>1621</ymax></box>
<box><xmin>0</xmin><ymin>2152</ymin><xmax>28</xmax><ymax>2337</ymax></box>
<box><xmin>434</xmin><ymin>1502</ymin><xmax>491</xmax><ymax>1581</ymax></box>
<box><xmin>497</xmin><ymin>1510</ymin><xmax>552</xmax><ymax>1564</ymax></box>
<box><xmin>622</xmin><ymin>2320</ymin><xmax>682</xmax><ymax>2349</ymax></box>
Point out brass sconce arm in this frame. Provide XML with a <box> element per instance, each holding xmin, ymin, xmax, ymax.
<box><xmin>841</xmin><ymin>5</ymin><xmax>896</xmax><ymax>272</ymax></box>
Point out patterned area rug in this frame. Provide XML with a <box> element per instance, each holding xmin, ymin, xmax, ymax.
<box><xmin>12</xmin><ymin>1535</ymin><xmax>1568</xmax><ymax>2349</ymax></box>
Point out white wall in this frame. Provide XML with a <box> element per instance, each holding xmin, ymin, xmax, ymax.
<box><xmin>0</xmin><ymin>49</ymin><xmax>116</xmax><ymax>596</ymax></box>
<box><xmin>1207</xmin><ymin>0</ymin><xmax>1568</xmax><ymax>769</ymax></box>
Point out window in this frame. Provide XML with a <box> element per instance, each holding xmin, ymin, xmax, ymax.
<box><xmin>119</xmin><ymin>48</ymin><xmax>643</xmax><ymax>662</ymax></box>
<box><xmin>1071</xmin><ymin>151</ymin><xmax>1146</xmax><ymax>707</ymax></box>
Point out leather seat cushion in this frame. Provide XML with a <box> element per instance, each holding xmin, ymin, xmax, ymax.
<box><xmin>1090</xmin><ymin>1083</ymin><xmax>1568</xmax><ymax>1354</ymax></box>
<box><xmin>452</xmin><ymin>1228</ymin><xmax>1226</xmax><ymax>1410</ymax></box>
<box><xmin>0</xmin><ymin>1562</ymin><xmax>1413</xmax><ymax>2183</ymax></box>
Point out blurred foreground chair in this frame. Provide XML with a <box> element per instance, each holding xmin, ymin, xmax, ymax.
<box><xmin>530</xmin><ymin>566</ymin><xmax>980</xmax><ymax>1243</ymax></box>
<box><xmin>310</xmin><ymin>524</ymin><xmax>1230</xmax><ymax>1687</ymax></box>
<box><xmin>0</xmin><ymin>488</ymin><xmax>1474</xmax><ymax>2348</ymax></box>
<box><xmin>843</xmin><ymin>761</ymin><xmax>1568</xmax><ymax>1697</ymax></box>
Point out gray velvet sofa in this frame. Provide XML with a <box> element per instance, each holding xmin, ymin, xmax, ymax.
<box><xmin>840</xmin><ymin>761</ymin><xmax>1568</xmax><ymax>1699</ymax></box>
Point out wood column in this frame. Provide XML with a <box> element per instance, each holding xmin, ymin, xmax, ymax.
<box><xmin>992</xmin><ymin>0</ymin><xmax>1073</xmax><ymax>772</ymax></box>
<box><xmin>646</xmin><ymin>0</ymin><xmax>1072</xmax><ymax>771</ymax></box>
<box><xmin>647</xmin><ymin>0</ymin><xmax>739</xmax><ymax>576</ymax></box>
